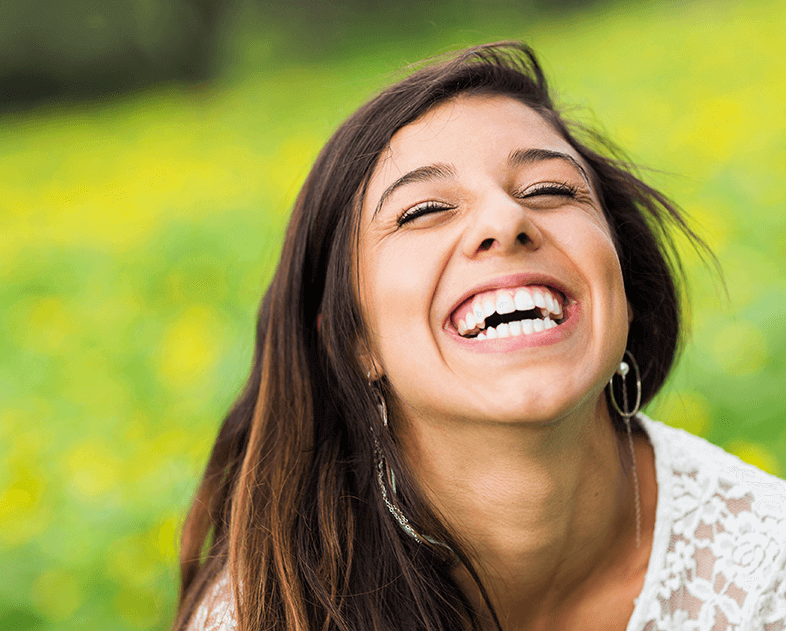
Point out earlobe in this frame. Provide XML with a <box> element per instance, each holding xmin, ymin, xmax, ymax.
<box><xmin>627</xmin><ymin>301</ymin><xmax>634</xmax><ymax>324</ymax></box>
<box><xmin>362</xmin><ymin>355</ymin><xmax>384</xmax><ymax>382</ymax></box>
<box><xmin>356</xmin><ymin>336</ymin><xmax>384</xmax><ymax>382</ymax></box>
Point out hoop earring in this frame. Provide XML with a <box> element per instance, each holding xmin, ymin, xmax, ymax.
<box><xmin>609</xmin><ymin>350</ymin><xmax>642</xmax><ymax>418</ymax></box>
<box><xmin>608</xmin><ymin>350</ymin><xmax>642</xmax><ymax>549</ymax></box>
<box><xmin>370</xmin><ymin>385</ymin><xmax>455</xmax><ymax>555</ymax></box>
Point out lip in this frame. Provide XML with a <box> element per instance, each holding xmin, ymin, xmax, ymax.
<box><xmin>443</xmin><ymin>272</ymin><xmax>574</xmax><ymax>330</ymax></box>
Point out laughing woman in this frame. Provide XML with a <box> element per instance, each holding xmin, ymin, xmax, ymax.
<box><xmin>174</xmin><ymin>43</ymin><xmax>786</xmax><ymax>631</ymax></box>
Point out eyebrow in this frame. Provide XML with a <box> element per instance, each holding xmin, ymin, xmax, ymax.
<box><xmin>508</xmin><ymin>148</ymin><xmax>591</xmax><ymax>186</ymax></box>
<box><xmin>373</xmin><ymin>163</ymin><xmax>456</xmax><ymax>218</ymax></box>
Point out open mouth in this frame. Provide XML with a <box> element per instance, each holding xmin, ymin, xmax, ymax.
<box><xmin>451</xmin><ymin>285</ymin><xmax>567</xmax><ymax>340</ymax></box>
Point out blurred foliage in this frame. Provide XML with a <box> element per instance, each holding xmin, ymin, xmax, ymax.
<box><xmin>0</xmin><ymin>0</ymin><xmax>229</xmax><ymax>107</ymax></box>
<box><xmin>0</xmin><ymin>0</ymin><xmax>602</xmax><ymax>107</ymax></box>
<box><xmin>1</xmin><ymin>0</ymin><xmax>785</xmax><ymax>629</ymax></box>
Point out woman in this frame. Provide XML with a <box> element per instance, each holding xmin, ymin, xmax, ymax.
<box><xmin>174</xmin><ymin>43</ymin><xmax>786</xmax><ymax>631</ymax></box>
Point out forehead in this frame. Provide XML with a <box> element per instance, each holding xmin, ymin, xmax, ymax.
<box><xmin>365</xmin><ymin>95</ymin><xmax>584</xmax><ymax>202</ymax></box>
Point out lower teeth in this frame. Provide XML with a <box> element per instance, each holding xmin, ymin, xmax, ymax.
<box><xmin>474</xmin><ymin>317</ymin><xmax>558</xmax><ymax>340</ymax></box>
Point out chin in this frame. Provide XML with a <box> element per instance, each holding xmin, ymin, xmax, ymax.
<box><xmin>458</xmin><ymin>381</ymin><xmax>599</xmax><ymax>427</ymax></box>
<box><xmin>476</xmin><ymin>388</ymin><xmax>547</xmax><ymax>420</ymax></box>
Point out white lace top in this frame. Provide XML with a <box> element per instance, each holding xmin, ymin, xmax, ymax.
<box><xmin>187</xmin><ymin>416</ymin><xmax>786</xmax><ymax>630</ymax></box>
<box><xmin>630</xmin><ymin>416</ymin><xmax>786</xmax><ymax>630</ymax></box>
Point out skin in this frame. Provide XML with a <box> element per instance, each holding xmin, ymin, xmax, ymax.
<box><xmin>357</xmin><ymin>95</ymin><xmax>656</xmax><ymax>630</ymax></box>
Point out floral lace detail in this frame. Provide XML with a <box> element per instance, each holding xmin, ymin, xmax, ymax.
<box><xmin>186</xmin><ymin>570</ymin><xmax>237</xmax><ymax>631</ymax></box>
<box><xmin>631</xmin><ymin>416</ymin><xmax>786</xmax><ymax>631</ymax></box>
<box><xmin>184</xmin><ymin>417</ymin><xmax>786</xmax><ymax>631</ymax></box>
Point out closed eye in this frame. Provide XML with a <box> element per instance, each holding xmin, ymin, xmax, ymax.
<box><xmin>396</xmin><ymin>201</ymin><xmax>453</xmax><ymax>227</ymax></box>
<box><xmin>397</xmin><ymin>182</ymin><xmax>583</xmax><ymax>227</ymax></box>
<box><xmin>517</xmin><ymin>181</ymin><xmax>579</xmax><ymax>199</ymax></box>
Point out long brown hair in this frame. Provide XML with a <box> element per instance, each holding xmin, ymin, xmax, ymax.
<box><xmin>173</xmin><ymin>42</ymin><xmax>708</xmax><ymax>631</ymax></box>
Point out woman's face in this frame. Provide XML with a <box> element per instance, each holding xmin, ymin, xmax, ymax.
<box><xmin>357</xmin><ymin>95</ymin><xmax>629</xmax><ymax>428</ymax></box>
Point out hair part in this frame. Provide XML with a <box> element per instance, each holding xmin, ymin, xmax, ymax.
<box><xmin>174</xmin><ymin>41</ymin><xmax>712</xmax><ymax>631</ymax></box>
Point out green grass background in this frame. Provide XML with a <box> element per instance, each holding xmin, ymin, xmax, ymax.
<box><xmin>2</xmin><ymin>0</ymin><xmax>785</xmax><ymax>628</ymax></box>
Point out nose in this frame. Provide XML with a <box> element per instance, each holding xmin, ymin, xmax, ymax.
<box><xmin>461</xmin><ymin>190</ymin><xmax>544</xmax><ymax>259</ymax></box>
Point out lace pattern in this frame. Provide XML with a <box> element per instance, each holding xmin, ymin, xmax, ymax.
<box><xmin>186</xmin><ymin>570</ymin><xmax>237</xmax><ymax>631</ymax></box>
<box><xmin>184</xmin><ymin>417</ymin><xmax>786</xmax><ymax>630</ymax></box>
<box><xmin>631</xmin><ymin>416</ymin><xmax>786</xmax><ymax>631</ymax></box>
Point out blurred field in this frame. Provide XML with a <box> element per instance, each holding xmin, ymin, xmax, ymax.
<box><xmin>2</xmin><ymin>0</ymin><xmax>785</xmax><ymax>629</ymax></box>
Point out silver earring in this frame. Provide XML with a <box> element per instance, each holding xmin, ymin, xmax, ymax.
<box><xmin>370</xmin><ymin>386</ymin><xmax>455</xmax><ymax>555</ymax></box>
<box><xmin>609</xmin><ymin>350</ymin><xmax>642</xmax><ymax>418</ymax></box>
<box><xmin>608</xmin><ymin>350</ymin><xmax>642</xmax><ymax>549</ymax></box>
<box><xmin>375</xmin><ymin>389</ymin><xmax>388</xmax><ymax>428</ymax></box>
<box><xmin>371</xmin><ymin>391</ymin><xmax>424</xmax><ymax>542</ymax></box>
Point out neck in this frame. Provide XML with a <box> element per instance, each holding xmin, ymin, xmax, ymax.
<box><xmin>398</xmin><ymin>399</ymin><xmax>645</xmax><ymax>629</ymax></box>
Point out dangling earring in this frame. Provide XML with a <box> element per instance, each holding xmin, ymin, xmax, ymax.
<box><xmin>370</xmin><ymin>387</ymin><xmax>423</xmax><ymax>541</ymax></box>
<box><xmin>609</xmin><ymin>350</ymin><xmax>641</xmax><ymax>419</ymax></box>
<box><xmin>608</xmin><ymin>350</ymin><xmax>643</xmax><ymax>549</ymax></box>
<box><xmin>369</xmin><ymin>383</ymin><xmax>455</xmax><ymax>555</ymax></box>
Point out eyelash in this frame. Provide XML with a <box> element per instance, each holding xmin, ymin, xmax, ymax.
<box><xmin>396</xmin><ymin>181</ymin><xmax>580</xmax><ymax>227</ymax></box>
<box><xmin>516</xmin><ymin>181</ymin><xmax>580</xmax><ymax>200</ymax></box>
<box><xmin>397</xmin><ymin>201</ymin><xmax>452</xmax><ymax>227</ymax></box>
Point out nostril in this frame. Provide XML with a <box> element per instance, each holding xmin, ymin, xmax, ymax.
<box><xmin>479</xmin><ymin>238</ymin><xmax>494</xmax><ymax>251</ymax></box>
<box><xmin>517</xmin><ymin>232</ymin><xmax>530</xmax><ymax>245</ymax></box>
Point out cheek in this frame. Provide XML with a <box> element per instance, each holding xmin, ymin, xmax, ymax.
<box><xmin>588</xmin><ymin>231</ymin><xmax>630</xmax><ymax>353</ymax></box>
<box><xmin>591</xmin><ymin>235</ymin><xmax>627</xmax><ymax>321</ymax></box>
<box><xmin>360</xmin><ymin>240</ymin><xmax>441</xmax><ymax>367</ymax></box>
<box><xmin>557</xmin><ymin>217</ymin><xmax>628</xmax><ymax>324</ymax></box>
<box><xmin>560</xmin><ymin>217</ymin><xmax>622</xmax><ymax>283</ymax></box>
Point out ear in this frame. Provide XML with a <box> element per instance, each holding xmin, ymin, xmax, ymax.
<box><xmin>358</xmin><ymin>347</ymin><xmax>384</xmax><ymax>382</ymax></box>
<box><xmin>356</xmin><ymin>326</ymin><xmax>384</xmax><ymax>381</ymax></box>
<box><xmin>627</xmin><ymin>300</ymin><xmax>634</xmax><ymax>324</ymax></box>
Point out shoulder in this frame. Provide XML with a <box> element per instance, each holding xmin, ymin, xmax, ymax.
<box><xmin>185</xmin><ymin>570</ymin><xmax>237</xmax><ymax>631</ymax></box>
<box><xmin>642</xmin><ymin>415</ymin><xmax>786</xmax><ymax>518</ymax></box>
<box><xmin>635</xmin><ymin>415</ymin><xmax>786</xmax><ymax>630</ymax></box>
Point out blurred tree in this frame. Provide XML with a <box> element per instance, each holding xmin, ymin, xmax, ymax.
<box><xmin>0</xmin><ymin>0</ymin><xmax>606</xmax><ymax>108</ymax></box>
<box><xmin>0</xmin><ymin>0</ymin><xmax>231</xmax><ymax>109</ymax></box>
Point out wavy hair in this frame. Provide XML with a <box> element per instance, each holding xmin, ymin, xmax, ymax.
<box><xmin>173</xmin><ymin>42</ymin><xmax>709</xmax><ymax>631</ymax></box>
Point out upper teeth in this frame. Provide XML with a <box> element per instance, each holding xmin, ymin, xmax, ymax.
<box><xmin>456</xmin><ymin>286</ymin><xmax>564</xmax><ymax>338</ymax></box>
